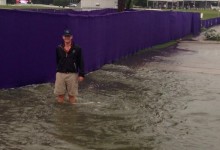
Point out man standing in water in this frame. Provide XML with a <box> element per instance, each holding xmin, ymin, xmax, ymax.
<box><xmin>54</xmin><ymin>29</ymin><xmax>85</xmax><ymax>104</ymax></box>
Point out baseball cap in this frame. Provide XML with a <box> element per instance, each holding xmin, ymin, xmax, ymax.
<box><xmin>63</xmin><ymin>29</ymin><xmax>72</xmax><ymax>36</ymax></box>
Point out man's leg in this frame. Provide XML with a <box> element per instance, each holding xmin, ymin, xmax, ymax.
<box><xmin>54</xmin><ymin>73</ymin><xmax>66</xmax><ymax>103</ymax></box>
<box><xmin>57</xmin><ymin>95</ymin><xmax>65</xmax><ymax>103</ymax></box>
<box><xmin>66</xmin><ymin>73</ymin><xmax>78</xmax><ymax>104</ymax></box>
<box><xmin>69</xmin><ymin>95</ymin><xmax>76</xmax><ymax>104</ymax></box>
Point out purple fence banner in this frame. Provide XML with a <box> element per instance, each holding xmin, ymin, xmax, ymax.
<box><xmin>0</xmin><ymin>9</ymin><xmax>200</xmax><ymax>89</ymax></box>
<box><xmin>201</xmin><ymin>17</ymin><xmax>220</xmax><ymax>28</ymax></box>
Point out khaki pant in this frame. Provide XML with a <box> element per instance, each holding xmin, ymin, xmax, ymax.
<box><xmin>54</xmin><ymin>72</ymin><xmax>78</xmax><ymax>96</ymax></box>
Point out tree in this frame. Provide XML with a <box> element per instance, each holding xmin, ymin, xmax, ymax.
<box><xmin>7</xmin><ymin>0</ymin><xmax>16</xmax><ymax>4</ymax></box>
<box><xmin>53</xmin><ymin>0</ymin><xmax>69</xmax><ymax>7</ymax></box>
<box><xmin>126</xmin><ymin>0</ymin><xmax>132</xmax><ymax>9</ymax></box>
<box><xmin>32</xmin><ymin>0</ymin><xmax>53</xmax><ymax>4</ymax></box>
<box><xmin>118</xmin><ymin>0</ymin><xmax>134</xmax><ymax>12</ymax></box>
<box><xmin>118</xmin><ymin>0</ymin><xmax>126</xmax><ymax>12</ymax></box>
<box><xmin>42</xmin><ymin>0</ymin><xmax>53</xmax><ymax>4</ymax></box>
<box><xmin>133</xmin><ymin>0</ymin><xmax>148</xmax><ymax>7</ymax></box>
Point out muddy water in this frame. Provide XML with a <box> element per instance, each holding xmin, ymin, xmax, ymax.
<box><xmin>1</xmin><ymin>41</ymin><xmax>220</xmax><ymax>150</ymax></box>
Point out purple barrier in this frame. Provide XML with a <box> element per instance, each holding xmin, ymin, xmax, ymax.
<box><xmin>201</xmin><ymin>17</ymin><xmax>220</xmax><ymax>28</ymax></box>
<box><xmin>0</xmin><ymin>9</ymin><xmax>65</xmax><ymax>88</ymax></box>
<box><xmin>192</xmin><ymin>13</ymin><xmax>201</xmax><ymax>35</ymax></box>
<box><xmin>0</xmin><ymin>9</ymin><xmax>200</xmax><ymax>89</ymax></box>
<box><xmin>22</xmin><ymin>8</ymin><xmax>118</xmax><ymax>15</ymax></box>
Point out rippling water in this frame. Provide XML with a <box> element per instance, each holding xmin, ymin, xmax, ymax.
<box><xmin>1</xmin><ymin>42</ymin><xmax>220</xmax><ymax>150</ymax></box>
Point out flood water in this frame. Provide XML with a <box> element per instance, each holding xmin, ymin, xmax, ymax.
<box><xmin>1</xmin><ymin>41</ymin><xmax>220</xmax><ymax>150</ymax></box>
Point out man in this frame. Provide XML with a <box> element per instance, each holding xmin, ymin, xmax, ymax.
<box><xmin>54</xmin><ymin>29</ymin><xmax>85</xmax><ymax>104</ymax></box>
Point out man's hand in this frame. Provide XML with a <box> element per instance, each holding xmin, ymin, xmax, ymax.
<box><xmin>78</xmin><ymin>76</ymin><xmax>84</xmax><ymax>82</ymax></box>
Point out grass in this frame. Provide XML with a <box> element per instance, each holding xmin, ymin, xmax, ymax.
<box><xmin>134</xmin><ymin>40</ymin><xmax>177</xmax><ymax>56</ymax></box>
<box><xmin>0</xmin><ymin>4</ymin><xmax>63</xmax><ymax>10</ymax></box>
<box><xmin>117</xmin><ymin>40</ymin><xmax>178</xmax><ymax>63</ymax></box>
<box><xmin>152</xmin><ymin>40</ymin><xmax>177</xmax><ymax>50</ymax></box>
<box><xmin>173</xmin><ymin>9</ymin><xmax>220</xmax><ymax>20</ymax></box>
<box><xmin>1</xmin><ymin>5</ymin><xmax>220</xmax><ymax>20</ymax></box>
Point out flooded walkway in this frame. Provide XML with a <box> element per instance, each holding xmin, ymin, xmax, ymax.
<box><xmin>1</xmin><ymin>27</ymin><xmax>220</xmax><ymax>150</ymax></box>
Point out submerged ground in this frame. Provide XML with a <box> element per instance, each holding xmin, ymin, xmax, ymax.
<box><xmin>1</xmin><ymin>27</ymin><xmax>220</xmax><ymax>150</ymax></box>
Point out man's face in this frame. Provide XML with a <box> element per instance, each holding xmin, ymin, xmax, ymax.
<box><xmin>62</xmin><ymin>35</ymin><xmax>73</xmax><ymax>43</ymax></box>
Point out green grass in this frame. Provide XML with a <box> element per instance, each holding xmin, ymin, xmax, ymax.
<box><xmin>152</xmin><ymin>40</ymin><xmax>177</xmax><ymax>50</ymax></box>
<box><xmin>0</xmin><ymin>4</ymin><xmax>64</xmax><ymax>9</ymax></box>
<box><xmin>1</xmin><ymin>5</ymin><xmax>220</xmax><ymax>20</ymax></box>
<box><xmin>173</xmin><ymin>9</ymin><xmax>220</xmax><ymax>20</ymax></box>
<box><xmin>134</xmin><ymin>40</ymin><xmax>177</xmax><ymax>56</ymax></box>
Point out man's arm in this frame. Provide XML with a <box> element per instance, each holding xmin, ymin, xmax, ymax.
<box><xmin>78</xmin><ymin>48</ymin><xmax>85</xmax><ymax>78</ymax></box>
<box><xmin>56</xmin><ymin>47</ymin><xmax>60</xmax><ymax>66</ymax></box>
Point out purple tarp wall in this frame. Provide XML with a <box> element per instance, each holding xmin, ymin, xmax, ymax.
<box><xmin>0</xmin><ymin>9</ymin><xmax>200</xmax><ymax>89</ymax></box>
<box><xmin>201</xmin><ymin>17</ymin><xmax>220</xmax><ymax>28</ymax></box>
